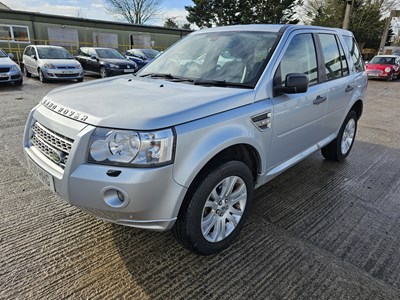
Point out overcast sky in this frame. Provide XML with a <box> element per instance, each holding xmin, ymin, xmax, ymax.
<box><xmin>1</xmin><ymin>0</ymin><xmax>193</xmax><ymax>26</ymax></box>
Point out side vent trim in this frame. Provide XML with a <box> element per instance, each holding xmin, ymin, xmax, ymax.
<box><xmin>251</xmin><ymin>112</ymin><xmax>272</xmax><ymax>131</ymax></box>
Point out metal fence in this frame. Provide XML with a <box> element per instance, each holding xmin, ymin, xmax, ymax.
<box><xmin>1</xmin><ymin>37</ymin><xmax>165</xmax><ymax>65</ymax></box>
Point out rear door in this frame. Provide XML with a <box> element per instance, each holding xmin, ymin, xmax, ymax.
<box><xmin>317</xmin><ymin>33</ymin><xmax>354</xmax><ymax>137</ymax></box>
<box><xmin>24</xmin><ymin>46</ymin><xmax>35</xmax><ymax>74</ymax></box>
<box><xmin>268</xmin><ymin>31</ymin><xmax>328</xmax><ymax>168</ymax></box>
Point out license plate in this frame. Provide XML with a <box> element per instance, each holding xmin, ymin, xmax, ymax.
<box><xmin>124</xmin><ymin>69</ymin><xmax>135</xmax><ymax>73</ymax></box>
<box><xmin>0</xmin><ymin>73</ymin><xmax>8</xmax><ymax>78</ymax></box>
<box><xmin>28</xmin><ymin>157</ymin><xmax>55</xmax><ymax>192</ymax></box>
<box><xmin>61</xmin><ymin>70</ymin><xmax>74</xmax><ymax>74</ymax></box>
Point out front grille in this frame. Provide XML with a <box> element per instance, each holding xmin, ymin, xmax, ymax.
<box><xmin>55</xmin><ymin>73</ymin><xmax>79</xmax><ymax>78</ymax></box>
<box><xmin>30</xmin><ymin>122</ymin><xmax>74</xmax><ymax>169</ymax></box>
<box><xmin>367</xmin><ymin>70</ymin><xmax>382</xmax><ymax>75</ymax></box>
<box><xmin>57</xmin><ymin>66</ymin><xmax>75</xmax><ymax>69</ymax></box>
<box><xmin>0</xmin><ymin>67</ymin><xmax>10</xmax><ymax>72</ymax></box>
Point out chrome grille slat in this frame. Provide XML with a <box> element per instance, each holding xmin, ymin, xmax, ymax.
<box><xmin>30</xmin><ymin>121</ymin><xmax>74</xmax><ymax>169</ymax></box>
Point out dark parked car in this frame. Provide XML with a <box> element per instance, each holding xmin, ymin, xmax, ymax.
<box><xmin>75</xmin><ymin>47</ymin><xmax>137</xmax><ymax>78</ymax></box>
<box><xmin>125</xmin><ymin>48</ymin><xmax>160</xmax><ymax>70</ymax></box>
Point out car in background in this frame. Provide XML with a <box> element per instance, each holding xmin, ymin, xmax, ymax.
<box><xmin>0</xmin><ymin>49</ymin><xmax>22</xmax><ymax>86</ymax></box>
<box><xmin>125</xmin><ymin>48</ymin><xmax>160</xmax><ymax>70</ymax></box>
<box><xmin>365</xmin><ymin>55</ymin><xmax>400</xmax><ymax>81</ymax></box>
<box><xmin>75</xmin><ymin>47</ymin><xmax>137</xmax><ymax>78</ymax></box>
<box><xmin>22</xmin><ymin>45</ymin><xmax>84</xmax><ymax>83</ymax></box>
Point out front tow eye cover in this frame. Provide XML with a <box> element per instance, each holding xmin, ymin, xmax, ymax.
<box><xmin>106</xmin><ymin>170</ymin><xmax>121</xmax><ymax>177</ymax></box>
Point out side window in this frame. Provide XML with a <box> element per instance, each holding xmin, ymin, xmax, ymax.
<box><xmin>338</xmin><ymin>37</ymin><xmax>349</xmax><ymax>77</ymax></box>
<box><xmin>343</xmin><ymin>36</ymin><xmax>364</xmax><ymax>73</ymax></box>
<box><xmin>24</xmin><ymin>46</ymin><xmax>31</xmax><ymax>56</ymax></box>
<box><xmin>88</xmin><ymin>48</ymin><xmax>97</xmax><ymax>57</ymax></box>
<box><xmin>274</xmin><ymin>34</ymin><xmax>318</xmax><ymax>86</ymax></box>
<box><xmin>318</xmin><ymin>33</ymin><xmax>347</xmax><ymax>80</ymax></box>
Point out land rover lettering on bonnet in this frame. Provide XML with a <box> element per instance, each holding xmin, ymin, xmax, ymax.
<box><xmin>23</xmin><ymin>25</ymin><xmax>367</xmax><ymax>255</ymax></box>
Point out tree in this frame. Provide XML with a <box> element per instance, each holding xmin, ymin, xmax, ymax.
<box><xmin>105</xmin><ymin>0</ymin><xmax>163</xmax><ymax>24</ymax></box>
<box><xmin>164</xmin><ymin>17</ymin><xmax>192</xmax><ymax>29</ymax></box>
<box><xmin>302</xmin><ymin>0</ymin><xmax>394</xmax><ymax>48</ymax></box>
<box><xmin>185</xmin><ymin>0</ymin><xmax>299</xmax><ymax>28</ymax></box>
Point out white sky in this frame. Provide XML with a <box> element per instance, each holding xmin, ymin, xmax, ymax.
<box><xmin>0</xmin><ymin>0</ymin><xmax>192</xmax><ymax>26</ymax></box>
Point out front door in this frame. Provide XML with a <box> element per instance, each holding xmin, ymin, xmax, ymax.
<box><xmin>268</xmin><ymin>32</ymin><xmax>328</xmax><ymax>169</ymax></box>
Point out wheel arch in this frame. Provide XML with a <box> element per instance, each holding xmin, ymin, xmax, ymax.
<box><xmin>176</xmin><ymin>143</ymin><xmax>261</xmax><ymax>216</ymax></box>
<box><xmin>350</xmin><ymin>99</ymin><xmax>363</xmax><ymax>120</ymax></box>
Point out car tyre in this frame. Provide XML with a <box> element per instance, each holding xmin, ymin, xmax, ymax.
<box><xmin>387</xmin><ymin>73</ymin><xmax>394</xmax><ymax>81</ymax></box>
<box><xmin>38</xmin><ymin>69</ymin><xmax>47</xmax><ymax>83</ymax></box>
<box><xmin>100</xmin><ymin>66</ymin><xmax>108</xmax><ymax>78</ymax></box>
<box><xmin>77</xmin><ymin>78</ymin><xmax>84</xmax><ymax>83</ymax></box>
<box><xmin>321</xmin><ymin>110</ymin><xmax>358</xmax><ymax>162</ymax></box>
<box><xmin>14</xmin><ymin>78</ymin><xmax>23</xmax><ymax>86</ymax></box>
<box><xmin>23</xmin><ymin>65</ymin><xmax>31</xmax><ymax>77</ymax></box>
<box><xmin>172</xmin><ymin>160</ymin><xmax>254</xmax><ymax>255</ymax></box>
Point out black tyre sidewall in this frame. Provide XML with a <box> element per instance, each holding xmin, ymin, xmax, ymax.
<box><xmin>335</xmin><ymin>110</ymin><xmax>358</xmax><ymax>161</ymax></box>
<box><xmin>23</xmin><ymin>65</ymin><xmax>30</xmax><ymax>77</ymax></box>
<box><xmin>39</xmin><ymin>69</ymin><xmax>46</xmax><ymax>83</ymax></box>
<box><xmin>177</xmin><ymin>161</ymin><xmax>254</xmax><ymax>255</ymax></box>
<box><xmin>100</xmin><ymin>67</ymin><xmax>107</xmax><ymax>78</ymax></box>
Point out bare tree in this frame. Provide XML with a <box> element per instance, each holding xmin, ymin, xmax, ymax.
<box><xmin>105</xmin><ymin>0</ymin><xmax>164</xmax><ymax>24</ymax></box>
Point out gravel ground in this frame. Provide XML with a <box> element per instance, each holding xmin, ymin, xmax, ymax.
<box><xmin>1</xmin><ymin>76</ymin><xmax>400</xmax><ymax>299</ymax></box>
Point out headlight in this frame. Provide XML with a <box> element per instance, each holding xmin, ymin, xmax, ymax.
<box><xmin>385</xmin><ymin>67</ymin><xmax>391</xmax><ymax>73</ymax></box>
<box><xmin>44</xmin><ymin>63</ymin><xmax>55</xmax><ymax>69</ymax></box>
<box><xmin>88</xmin><ymin>128</ymin><xmax>175</xmax><ymax>167</ymax></box>
<box><xmin>109</xmin><ymin>63</ymin><xmax>119</xmax><ymax>69</ymax></box>
<box><xmin>11</xmin><ymin>65</ymin><xmax>21</xmax><ymax>71</ymax></box>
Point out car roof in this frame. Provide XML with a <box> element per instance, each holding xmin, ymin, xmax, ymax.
<box><xmin>190</xmin><ymin>24</ymin><xmax>353</xmax><ymax>36</ymax></box>
<box><xmin>80</xmin><ymin>47</ymin><xmax>115</xmax><ymax>50</ymax></box>
<box><xmin>374</xmin><ymin>55</ymin><xmax>399</xmax><ymax>58</ymax></box>
<box><xmin>31</xmin><ymin>45</ymin><xmax>65</xmax><ymax>49</ymax></box>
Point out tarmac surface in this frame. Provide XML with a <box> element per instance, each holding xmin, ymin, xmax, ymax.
<box><xmin>1</xmin><ymin>76</ymin><xmax>400</xmax><ymax>299</ymax></box>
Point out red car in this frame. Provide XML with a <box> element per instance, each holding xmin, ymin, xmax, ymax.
<box><xmin>365</xmin><ymin>55</ymin><xmax>400</xmax><ymax>81</ymax></box>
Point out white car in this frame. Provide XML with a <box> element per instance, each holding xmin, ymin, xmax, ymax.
<box><xmin>22</xmin><ymin>45</ymin><xmax>84</xmax><ymax>83</ymax></box>
<box><xmin>0</xmin><ymin>49</ymin><xmax>22</xmax><ymax>86</ymax></box>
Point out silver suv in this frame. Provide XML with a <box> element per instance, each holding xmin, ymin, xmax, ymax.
<box><xmin>23</xmin><ymin>25</ymin><xmax>367</xmax><ymax>255</ymax></box>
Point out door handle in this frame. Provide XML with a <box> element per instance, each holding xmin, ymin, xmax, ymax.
<box><xmin>345</xmin><ymin>85</ymin><xmax>354</xmax><ymax>92</ymax></box>
<box><xmin>313</xmin><ymin>96</ymin><xmax>327</xmax><ymax>105</ymax></box>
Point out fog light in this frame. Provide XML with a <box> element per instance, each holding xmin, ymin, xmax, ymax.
<box><xmin>101</xmin><ymin>187</ymin><xmax>129</xmax><ymax>208</ymax></box>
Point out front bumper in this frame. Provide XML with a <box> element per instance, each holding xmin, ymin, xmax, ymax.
<box><xmin>43</xmin><ymin>68</ymin><xmax>84</xmax><ymax>80</ymax></box>
<box><xmin>23</xmin><ymin>104</ymin><xmax>187</xmax><ymax>231</ymax></box>
<box><xmin>0</xmin><ymin>69</ymin><xmax>22</xmax><ymax>83</ymax></box>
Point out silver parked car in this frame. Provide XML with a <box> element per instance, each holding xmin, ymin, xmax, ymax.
<box><xmin>0</xmin><ymin>49</ymin><xmax>22</xmax><ymax>86</ymax></box>
<box><xmin>23</xmin><ymin>25</ymin><xmax>367</xmax><ymax>255</ymax></box>
<box><xmin>22</xmin><ymin>45</ymin><xmax>84</xmax><ymax>83</ymax></box>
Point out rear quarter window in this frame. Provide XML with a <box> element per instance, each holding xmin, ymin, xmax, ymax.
<box><xmin>343</xmin><ymin>36</ymin><xmax>364</xmax><ymax>73</ymax></box>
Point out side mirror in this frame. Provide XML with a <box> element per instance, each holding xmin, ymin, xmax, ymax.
<box><xmin>90</xmin><ymin>55</ymin><xmax>98</xmax><ymax>61</ymax></box>
<box><xmin>8</xmin><ymin>53</ymin><xmax>14</xmax><ymax>59</ymax></box>
<box><xmin>274</xmin><ymin>73</ymin><xmax>309</xmax><ymax>94</ymax></box>
<box><xmin>31</xmin><ymin>54</ymin><xmax>37</xmax><ymax>60</ymax></box>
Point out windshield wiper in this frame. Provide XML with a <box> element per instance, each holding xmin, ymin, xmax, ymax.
<box><xmin>140</xmin><ymin>73</ymin><xmax>175</xmax><ymax>79</ymax></box>
<box><xmin>140</xmin><ymin>73</ymin><xmax>194</xmax><ymax>83</ymax></box>
<box><xmin>194</xmin><ymin>79</ymin><xmax>253</xmax><ymax>89</ymax></box>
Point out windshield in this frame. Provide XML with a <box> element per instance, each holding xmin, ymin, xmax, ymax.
<box><xmin>96</xmin><ymin>49</ymin><xmax>125</xmax><ymax>59</ymax></box>
<box><xmin>141</xmin><ymin>49</ymin><xmax>159</xmax><ymax>59</ymax></box>
<box><xmin>0</xmin><ymin>49</ymin><xmax>7</xmax><ymax>58</ymax></box>
<box><xmin>139</xmin><ymin>31</ymin><xmax>279</xmax><ymax>87</ymax></box>
<box><xmin>370</xmin><ymin>56</ymin><xmax>395</xmax><ymax>65</ymax></box>
<box><xmin>37</xmin><ymin>47</ymin><xmax>73</xmax><ymax>59</ymax></box>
